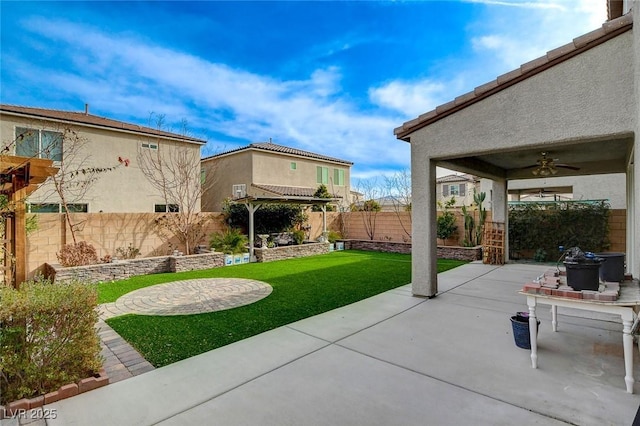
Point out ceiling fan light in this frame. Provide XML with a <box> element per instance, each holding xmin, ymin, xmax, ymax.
<box><xmin>538</xmin><ymin>167</ymin><xmax>551</xmax><ymax>177</ymax></box>
<box><xmin>532</xmin><ymin>168</ymin><xmax>540</xmax><ymax>176</ymax></box>
<box><xmin>551</xmin><ymin>168</ymin><xmax>558</xmax><ymax>175</ymax></box>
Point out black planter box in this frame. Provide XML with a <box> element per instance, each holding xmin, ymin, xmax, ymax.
<box><xmin>564</xmin><ymin>261</ymin><xmax>601</xmax><ymax>291</ymax></box>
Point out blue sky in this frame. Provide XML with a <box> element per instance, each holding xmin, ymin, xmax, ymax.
<box><xmin>0</xmin><ymin>1</ymin><xmax>606</xmax><ymax>183</ymax></box>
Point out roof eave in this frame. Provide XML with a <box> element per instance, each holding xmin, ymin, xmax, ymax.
<box><xmin>394</xmin><ymin>12</ymin><xmax>633</xmax><ymax>141</ymax></box>
<box><xmin>0</xmin><ymin>107</ymin><xmax>207</xmax><ymax>145</ymax></box>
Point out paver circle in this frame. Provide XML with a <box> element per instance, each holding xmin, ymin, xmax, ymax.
<box><xmin>99</xmin><ymin>278</ymin><xmax>272</xmax><ymax>319</ymax></box>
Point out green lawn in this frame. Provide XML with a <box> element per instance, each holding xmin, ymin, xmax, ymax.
<box><xmin>103</xmin><ymin>251</ymin><xmax>466</xmax><ymax>367</ymax></box>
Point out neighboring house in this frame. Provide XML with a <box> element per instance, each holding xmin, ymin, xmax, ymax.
<box><xmin>508</xmin><ymin>174</ymin><xmax>627</xmax><ymax>208</ymax></box>
<box><xmin>201</xmin><ymin>141</ymin><xmax>353</xmax><ymax>212</ymax></box>
<box><xmin>372</xmin><ymin>195</ymin><xmax>412</xmax><ymax>212</ymax></box>
<box><xmin>436</xmin><ymin>174</ymin><xmax>480</xmax><ymax>207</ymax></box>
<box><xmin>0</xmin><ymin>104</ymin><xmax>206</xmax><ymax>213</ymax></box>
<box><xmin>394</xmin><ymin>2</ymin><xmax>637</xmax><ymax>297</ymax></box>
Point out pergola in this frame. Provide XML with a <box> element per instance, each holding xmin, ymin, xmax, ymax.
<box><xmin>1</xmin><ymin>155</ymin><xmax>58</xmax><ymax>287</ymax></box>
<box><xmin>233</xmin><ymin>194</ymin><xmax>339</xmax><ymax>261</ymax></box>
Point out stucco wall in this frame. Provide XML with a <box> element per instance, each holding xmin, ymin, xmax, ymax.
<box><xmin>26</xmin><ymin>212</ymin><xmax>226</xmax><ymax>278</ymax></box>
<box><xmin>201</xmin><ymin>148</ymin><xmax>352</xmax><ymax>212</ymax></box>
<box><xmin>0</xmin><ymin>115</ymin><xmax>203</xmax><ymax>213</ymax></box>
<box><xmin>409</xmin><ymin>32</ymin><xmax>634</xmax><ymax>162</ymax></box>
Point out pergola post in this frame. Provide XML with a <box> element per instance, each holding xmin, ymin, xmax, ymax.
<box><xmin>245</xmin><ymin>202</ymin><xmax>261</xmax><ymax>262</ymax></box>
<box><xmin>13</xmin><ymin>188</ymin><xmax>28</xmax><ymax>287</ymax></box>
<box><xmin>321</xmin><ymin>204</ymin><xmax>327</xmax><ymax>234</ymax></box>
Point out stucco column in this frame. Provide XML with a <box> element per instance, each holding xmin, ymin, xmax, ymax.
<box><xmin>632</xmin><ymin>4</ymin><xmax>640</xmax><ymax>279</ymax></box>
<box><xmin>490</xmin><ymin>179</ymin><xmax>509</xmax><ymax>263</ymax></box>
<box><xmin>411</xmin><ymin>148</ymin><xmax>437</xmax><ymax>297</ymax></box>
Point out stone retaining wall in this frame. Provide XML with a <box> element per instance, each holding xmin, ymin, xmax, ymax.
<box><xmin>343</xmin><ymin>240</ymin><xmax>412</xmax><ymax>254</ymax></box>
<box><xmin>255</xmin><ymin>242</ymin><xmax>330</xmax><ymax>262</ymax></box>
<box><xmin>437</xmin><ymin>245</ymin><xmax>482</xmax><ymax>261</ymax></box>
<box><xmin>343</xmin><ymin>239</ymin><xmax>482</xmax><ymax>261</ymax></box>
<box><xmin>46</xmin><ymin>252</ymin><xmax>225</xmax><ymax>284</ymax></box>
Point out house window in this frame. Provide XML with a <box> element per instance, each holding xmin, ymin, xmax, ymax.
<box><xmin>290</xmin><ymin>162</ymin><xmax>297</xmax><ymax>170</ymax></box>
<box><xmin>28</xmin><ymin>203</ymin><xmax>88</xmax><ymax>213</ymax></box>
<box><xmin>64</xmin><ymin>203</ymin><xmax>89</xmax><ymax>213</ymax></box>
<box><xmin>333</xmin><ymin>169</ymin><xmax>345</xmax><ymax>186</ymax></box>
<box><xmin>443</xmin><ymin>183</ymin><xmax>466</xmax><ymax>197</ymax></box>
<box><xmin>232</xmin><ymin>184</ymin><xmax>246</xmax><ymax>198</ymax></box>
<box><xmin>155</xmin><ymin>204</ymin><xmax>179</xmax><ymax>212</ymax></box>
<box><xmin>200</xmin><ymin>167</ymin><xmax>206</xmax><ymax>185</ymax></box>
<box><xmin>141</xmin><ymin>142</ymin><xmax>158</xmax><ymax>150</ymax></box>
<box><xmin>15</xmin><ymin>127</ymin><xmax>63</xmax><ymax>161</ymax></box>
<box><xmin>316</xmin><ymin>166</ymin><xmax>328</xmax><ymax>184</ymax></box>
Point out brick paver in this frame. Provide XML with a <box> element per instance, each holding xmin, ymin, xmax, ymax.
<box><xmin>96</xmin><ymin>278</ymin><xmax>273</xmax><ymax>385</ymax></box>
<box><xmin>99</xmin><ymin>278</ymin><xmax>272</xmax><ymax>320</ymax></box>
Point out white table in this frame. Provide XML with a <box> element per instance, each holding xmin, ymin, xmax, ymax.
<box><xmin>520</xmin><ymin>281</ymin><xmax>640</xmax><ymax>393</ymax></box>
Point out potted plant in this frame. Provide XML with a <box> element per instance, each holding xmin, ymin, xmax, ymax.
<box><xmin>209</xmin><ymin>228</ymin><xmax>249</xmax><ymax>265</ymax></box>
<box><xmin>327</xmin><ymin>231</ymin><xmax>341</xmax><ymax>251</ymax></box>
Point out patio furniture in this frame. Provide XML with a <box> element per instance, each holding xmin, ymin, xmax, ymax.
<box><xmin>520</xmin><ymin>279</ymin><xmax>640</xmax><ymax>393</ymax></box>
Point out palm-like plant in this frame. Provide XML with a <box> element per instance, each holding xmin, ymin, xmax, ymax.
<box><xmin>209</xmin><ymin>228</ymin><xmax>248</xmax><ymax>254</ymax></box>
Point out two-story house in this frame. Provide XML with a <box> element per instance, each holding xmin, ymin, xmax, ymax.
<box><xmin>0</xmin><ymin>104</ymin><xmax>206</xmax><ymax>213</ymax></box>
<box><xmin>201</xmin><ymin>141</ymin><xmax>353</xmax><ymax>212</ymax></box>
<box><xmin>436</xmin><ymin>173</ymin><xmax>481</xmax><ymax>208</ymax></box>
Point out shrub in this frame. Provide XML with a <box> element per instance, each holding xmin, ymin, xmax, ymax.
<box><xmin>209</xmin><ymin>228</ymin><xmax>248</xmax><ymax>254</ymax></box>
<box><xmin>115</xmin><ymin>243</ymin><xmax>141</xmax><ymax>259</ymax></box>
<box><xmin>223</xmin><ymin>201</ymin><xmax>306</xmax><ymax>234</ymax></box>
<box><xmin>292</xmin><ymin>229</ymin><xmax>306</xmax><ymax>245</ymax></box>
<box><xmin>56</xmin><ymin>241</ymin><xmax>99</xmax><ymax>266</ymax></box>
<box><xmin>0</xmin><ymin>280</ymin><xmax>102</xmax><ymax>405</ymax></box>
<box><xmin>327</xmin><ymin>230</ymin><xmax>342</xmax><ymax>243</ymax></box>
<box><xmin>509</xmin><ymin>200</ymin><xmax>610</xmax><ymax>261</ymax></box>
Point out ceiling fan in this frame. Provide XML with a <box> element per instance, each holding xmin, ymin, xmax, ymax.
<box><xmin>523</xmin><ymin>152</ymin><xmax>580</xmax><ymax>176</ymax></box>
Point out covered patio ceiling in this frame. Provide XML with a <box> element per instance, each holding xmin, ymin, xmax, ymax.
<box><xmin>435</xmin><ymin>134</ymin><xmax>633</xmax><ymax>181</ymax></box>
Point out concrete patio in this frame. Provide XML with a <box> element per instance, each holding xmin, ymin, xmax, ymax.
<box><xmin>45</xmin><ymin>262</ymin><xmax>640</xmax><ymax>425</ymax></box>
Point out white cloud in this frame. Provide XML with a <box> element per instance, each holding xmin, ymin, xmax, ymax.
<box><xmin>15</xmin><ymin>18</ymin><xmax>410</xmax><ymax>173</ymax></box>
<box><xmin>470</xmin><ymin>0</ymin><xmax>608</xmax><ymax>70</ymax></box>
<box><xmin>368</xmin><ymin>79</ymin><xmax>451</xmax><ymax>117</ymax></box>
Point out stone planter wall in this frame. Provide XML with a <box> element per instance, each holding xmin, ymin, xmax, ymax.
<box><xmin>343</xmin><ymin>239</ymin><xmax>482</xmax><ymax>261</ymax></box>
<box><xmin>343</xmin><ymin>240</ymin><xmax>411</xmax><ymax>254</ymax></box>
<box><xmin>170</xmin><ymin>252</ymin><xmax>225</xmax><ymax>272</ymax></box>
<box><xmin>46</xmin><ymin>252</ymin><xmax>225</xmax><ymax>284</ymax></box>
<box><xmin>255</xmin><ymin>242</ymin><xmax>330</xmax><ymax>262</ymax></box>
<box><xmin>437</xmin><ymin>245</ymin><xmax>483</xmax><ymax>261</ymax></box>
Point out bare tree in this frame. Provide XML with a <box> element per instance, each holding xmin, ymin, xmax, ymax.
<box><xmin>138</xmin><ymin>114</ymin><xmax>214</xmax><ymax>254</ymax></box>
<box><xmin>14</xmin><ymin>126</ymin><xmax>126</xmax><ymax>244</ymax></box>
<box><xmin>384</xmin><ymin>169</ymin><xmax>412</xmax><ymax>242</ymax></box>
<box><xmin>354</xmin><ymin>179</ymin><xmax>382</xmax><ymax>240</ymax></box>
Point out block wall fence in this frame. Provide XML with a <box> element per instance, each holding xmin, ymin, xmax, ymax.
<box><xmin>25</xmin><ymin>209</ymin><xmax>626</xmax><ymax>280</ymax></box>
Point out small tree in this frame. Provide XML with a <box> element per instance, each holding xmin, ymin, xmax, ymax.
<box><xmin>437</xmin><ymin>197</ymin><xmax>457</xmax><ymax>245</ymax></box>
<box><xmin>384</xmin><ymin>169</ymin><xmax>412</xmax><ymax>241</ymax></box>
<box><xmin>14</xmin><ymin>126</ymin><xmax>127</xmax><ymax>244</ymax></box>
<box><xmin>312</xmin><ymin>184</ymin><xmax>335</xmax><ymax>212</ymax></box>
<box><xmin>139</xmin><ymin>114</ymin><xmax>214</xmax><ymax>254</ymax></box>
<box><xmin>354</xmin><ymin>179</ymin><xmax>382</xmax><ymax>240</ymax></box>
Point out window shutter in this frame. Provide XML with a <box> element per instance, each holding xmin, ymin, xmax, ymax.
<box><xmin>443</xmin><ymin>185</ymin><xmax>449</xmax><ymax>197</ymax></box>
<box><xmin>317</xmin><ymin>166</ymin><xmax>322</xmax><ymax>184</ymax></box>
<box><xmin>460</xmin><ymin>183</ymin><xmax>466</xmax><ymax>196</ymax></box>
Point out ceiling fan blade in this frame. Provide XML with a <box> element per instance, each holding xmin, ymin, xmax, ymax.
<box><xmin>555</xmin><ymin>164</ymin><xmax>580</xmax><ymax>170</ymax></box>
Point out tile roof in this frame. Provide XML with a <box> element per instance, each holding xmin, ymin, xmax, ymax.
<box><xmin>436</xmin><ymin>173</ymin><xmax>478</xmax><ymax>184</ymax></box>
<box><xmin>0</xmin><ymin>104</ymin><xmax>206</xmax><ymax>144</ymax></box>
<box><xmin>252</xmin><ymin>184</ymin><xmax>318</xmax><ymax>197</ymax></box>
<box><xmin>394</xmin><ymin>12</ymin><xmax>633</xmax><ymax>141</ymax></box>
<box><xmin>203</xmin><ymin>141</ymin><xmax>353</xmax><ymax>165</ymax></box>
